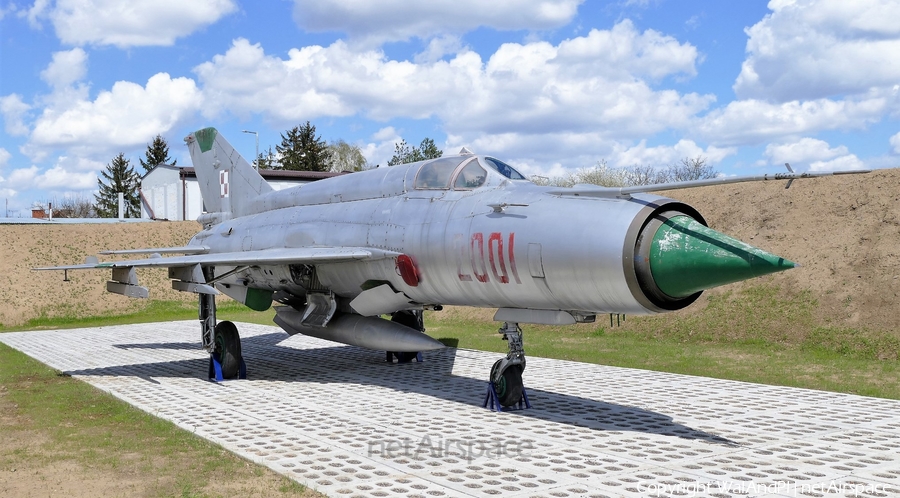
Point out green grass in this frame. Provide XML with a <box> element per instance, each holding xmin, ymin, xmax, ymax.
<box><xmin>426</xmin><ymin>284</ymin><xmax>900</xmax><ymax>399</ymax></box>
<box><xmin>0</xmin><ymin>340</ymin><xmax>313</xmax><ymax>497</ymax></box>
<box><xmin>1</xmin><ymin>299</ymin><xmax>277</xmax><ymax>332</ymax></box>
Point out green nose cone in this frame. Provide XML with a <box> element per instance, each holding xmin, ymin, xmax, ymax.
<box><xmin>650</xmin><ymin>215</ymin><xmax>796</xmax><ymax>298</ymax></box>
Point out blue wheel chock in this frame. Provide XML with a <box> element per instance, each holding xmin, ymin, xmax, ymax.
<box><xmin>385</xmin><ymin>351</ymin><xmax>424</xmax><ymax>363</ymax></box>
<box><xmin>483</xmin><ymin>381</ymin><xmax>531</xmax><ymax>412</ymax></box>
<box><xmin>208</xmin><ymin>352</ymin><xmax>247</xmax><ymax>382</ymax></box>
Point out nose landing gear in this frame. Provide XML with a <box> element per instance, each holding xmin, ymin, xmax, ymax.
<box><xmin>484</xmin><ymin>322</ymin><xmax>531</xmax><ymax>411</ymax></box>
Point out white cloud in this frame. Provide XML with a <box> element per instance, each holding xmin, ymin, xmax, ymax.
<box><xmin>40</xmin><ymin>48</ymin><xmax>88</xmax><ymax>88</ymax></box>
<box><xmin>292</xmin><ymin>0</ymin><xmax>583</xmax><ymax>45</ymax></box>
<box><xmin>6</xmin><ymin>161</ymin><xmax>96</xmax><ymax>191</ymax></box>
<box><xmin>735</xmin><ymin>0</ymin><xmax>900</xmax><ymax>102</ymax></box>
<box><xmin>0</xmin><ymin>148</ymin><xmax>10</xmax><ymax>167</ymax></box>
<box><xmin>27</xmin><ymin>73</ymin><xmax>202</xmax><ymax>159</ymax></box>
<box><xmin>0</xmin><ymin>94</ymin><xmax>32</xmax><ymax>136</ymax></box>
<box><xmin>196</xmin><ymin>23</ymin><xmax>708</xmax><ymax>144</ymax></box>
<box><xmin>34</xmin><ymin>0</ymin><xmax>237</xmax><ymax>48</ymax></box>
<box><xmin>696</xmin><ymin>96</ymin><xmax>886</xmax><ymax>146</ymax></box>
<box><xmin>610</xmin><ymin>139</ymin><xmax>736</xmax><ymax>168</ymax></box>
<box><xmin>360</xmin><ymin>127</ymin><xmax>403</xmax><ymax>167</ymax></box>
<box><xmin>890</xmin><ymin>131</ymin><xmax>900</xmax><ymax>154</ymax></box>
<box><xmin>764</xmin><ymin>137</ymin><xmax>864</xmax><ymax>171</ymax></box>
<box><xmin>414</xmin><ymin>35</ymin><xmax>465</xmax><ymax>64</ymax></box>
<box><xmin>809</xmin><ymin>155</ymin><xmax>866</xmax><ymax>172</ymax></box>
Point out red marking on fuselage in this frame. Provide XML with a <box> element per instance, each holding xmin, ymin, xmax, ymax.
<box><xmin>488</xmin><ymin>232</ymin><xmax>509</xmax><ymax>284</ymax></box>
<box><xmin>470</xmin><ymin>233</ymin><xmax>489</xmax><ymax>283</ymax></box>
<box><xmin>457</xmin><ymin>232</ymin><xmax>520</xmax><ymax>284</ymax></box>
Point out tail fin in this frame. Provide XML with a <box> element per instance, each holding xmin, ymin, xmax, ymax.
<box><xmin>185</xmin><ymin>127</ymin><xmax>273</xmax><ymax>224</ymax></box>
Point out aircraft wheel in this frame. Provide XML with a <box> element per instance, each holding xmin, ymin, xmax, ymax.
<box><xmin>390</xmin><ymin>311</ymin><xmax>421</xmax><ymax>363</ymax></box>
<box><xmin>214</xmin><ymin>321</ymin><xmax>242</xmax><ymax>379</ymax></box>
<box><xmin>491</xmin><ymin>360</ymin><xmax>524</xmax><ymax>407</ymax></box>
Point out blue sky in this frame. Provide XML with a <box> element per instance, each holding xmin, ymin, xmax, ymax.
<box><xmin>1</xmin><ymin>0</ymin><xmax>898</xmax><ymax>215</ymax></box>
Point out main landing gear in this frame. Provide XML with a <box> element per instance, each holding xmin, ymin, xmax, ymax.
<box><xmin>484</xmin><ymin>322</ymin><xmax>531</xmax><ymax>411</ymax></box>
<box><xmin>200</xmin><ymin>292</ymin><xmax>246</xmax><ymax>381</ymax></box>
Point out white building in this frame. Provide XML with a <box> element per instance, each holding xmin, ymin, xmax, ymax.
<box><xmin>139</xmin><ymin>164</ymin><xmax>343</xmax><ymax>221</ymax></box>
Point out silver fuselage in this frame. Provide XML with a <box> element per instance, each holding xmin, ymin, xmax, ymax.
<box><xmin>191</xmin><ymin>156</ymin><xmax>700</xmax><ymax>316</ymax></box>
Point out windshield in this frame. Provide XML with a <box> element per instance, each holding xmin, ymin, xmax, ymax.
<box><xmin>483</xmin><ymin>157</ymin><xmax>526</xmax><ymax>180</ymax></box>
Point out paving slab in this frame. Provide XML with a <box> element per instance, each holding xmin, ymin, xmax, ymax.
<box><xmin>2</xmin><ymin>321</ymin><xmax>899</xmax><ymax>498</ymax></box>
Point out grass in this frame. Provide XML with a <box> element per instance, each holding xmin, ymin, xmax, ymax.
<box><xmin>0</xmin><ymin>340</ymin><xmax>314</xmax><ymax>497</ymax></box>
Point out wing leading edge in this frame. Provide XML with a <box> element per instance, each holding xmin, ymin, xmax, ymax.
<box><xmin>34</xmin><ymin>246</ymin><xmax>400</xmax><ymax>271</ymax></box>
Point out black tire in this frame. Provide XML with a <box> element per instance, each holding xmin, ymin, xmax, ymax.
<box><xmin>390</xmin><ymin>311</ymin><xmax>422</xmax><ymax>363</ymax></box>
<box><xmin>495</xmin><ymin>364</ymin><xmax>524</xmax><ymax>407</ymax></box>
<box><xmin>214</xmin><ymin>321</ymin><xmax>242</xmax><ymax>379</ymax></box>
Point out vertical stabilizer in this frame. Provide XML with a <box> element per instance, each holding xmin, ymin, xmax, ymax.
<box><xmin>185</xmin><ymin>127</ymin><xmax>273</xmax><ymax>224</ymax></box>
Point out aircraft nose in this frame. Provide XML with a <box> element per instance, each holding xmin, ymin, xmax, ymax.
<box><xmin>642</xmin><ymin>214</ymin><xmax>796</xmax><ymax>299</ymax></box>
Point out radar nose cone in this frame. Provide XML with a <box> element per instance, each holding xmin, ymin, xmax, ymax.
<box><xmin>648</xmin><ymin>215</ymin><xmax>796</xmax><ymax>298</ymax></box>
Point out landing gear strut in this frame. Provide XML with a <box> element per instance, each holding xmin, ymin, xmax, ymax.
<box><xmin>484</xmin><ymin>322</ymin><xmax>530</xmax><ymax>410</ymax></box>
<box><xmin>199</xmin><ymin>289</ymin><xmax>245</xmax><ymax>381</ymax></box>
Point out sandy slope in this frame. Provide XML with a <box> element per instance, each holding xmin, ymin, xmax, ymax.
<box><xmin>1</xmin><ymin>168</ymin><xmax>897</xmax><ymax>332</ymax></box>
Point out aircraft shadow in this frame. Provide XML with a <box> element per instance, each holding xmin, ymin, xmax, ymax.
<box><xmin>77</xmin><ymin>332</ymin><xmax>734</xmax><ymax>445</ymax></box>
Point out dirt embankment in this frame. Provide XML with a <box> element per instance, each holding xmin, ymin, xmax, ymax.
<box><xmin>0</xmin><ymin>221</ymin><xmax>198</xmax><ymax>327</ymax></box>
<box><xmin>665</xmin><ymin>168</ymin><xmax>900</xmax><ymax>332</ymax></box>
<box><xmin>1</xmin><ymin>168</ymin><xmax>898</xmax><ymax>332</ymax></box>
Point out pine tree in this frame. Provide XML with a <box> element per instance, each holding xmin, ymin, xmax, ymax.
<box><xmin>276</xmin><ymin>121</ymin><xmax>331</xmax><ymax>171</ymax></box>
<box><xmin>387</xmin><ymin>137</ymin><xmax>443</xmax><ymax>165</ymax></box>
<box><xmin>95</xmin><ymin>153</ymin><xmax>141</xmax><ymax>218</ymax></box>
<box><xmin>255</xmin><ymin>146</ymin><xmax>277</xmax><ymax>170</ymax></box>
<box><xmin>139</xmin><ymin>134</ymin><xmax>175</xmax><ymax>172</ymax></box>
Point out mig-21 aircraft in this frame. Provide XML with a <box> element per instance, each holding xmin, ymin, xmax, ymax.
<box><xmin>37</xmin><ymin>128</ymin><xmax>869</xmax><ymax>407</ymax></box>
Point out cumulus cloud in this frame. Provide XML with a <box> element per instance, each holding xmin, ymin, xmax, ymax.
<box><xmin>0</xmin><ymin>94</ymin><xmax>31</xmax><ymax>136</ymax></box>
<box><xmin>0</xmin><ymin>148</ymin><xmax>10</xmax><ymax>167</ymax></box>
<box><xmin>890</xmin><ymin>131</ymin><xmax>900</xmax><ymax>154</ymax></box>
<box><xmin>609</xmin><ymin>139</ymin><xmax>736</xmax><ymax>168</ymax></box>
<box><xmin>27</xmin><ymin>73</ymin><xmax>202</xmax><ymax>159</ymax></box>
<box><xmin>695</xmin><ymin>95</ymin><xmax>886</xmax><ymax>146</ymax></box>
<box><xmin>6</xmin><ymin>164</ymin><xmax>96</xmax><ymax>190</ymax></box>
<box><xmin>764</xmin><ymin>137</ymin><xmax>865</xmax><ymax>171</ymax></box>
<box><xmin>32</xmin><ymin>0</ymin><xmax>237</xmax><ymax>47</ymax></box>
<box><xmin>196</xmin><ymin>22</ymin><xmax>708</xmax><ymax>146</ymax></box>
<box><xmin>292</xmin><ymin>0</ymin><xmax>583</xmax><ymax>45</ymax></box>
<box><xmin>735</xmin><ymin>0</ymin><xmax>900</xmax><ymax>102</ymax></box>
<box><xmin>40</xmin><ymin>48</ymin><xmax>88</xmax><ymax>89</ymax></box>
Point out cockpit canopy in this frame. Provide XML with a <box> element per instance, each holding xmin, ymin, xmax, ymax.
<box><xmin>414</xmin><ymin>156</ymin><xmax>526</xmax><ymax>190</ymax></box>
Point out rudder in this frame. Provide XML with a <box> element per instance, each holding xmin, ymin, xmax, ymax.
<box><xmin>185</xmin><ymin>127</ymin><xmax>273</xmax><ymax>224</ymax></box>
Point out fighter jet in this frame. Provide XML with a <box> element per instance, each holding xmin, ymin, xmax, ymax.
<box><xmin>37</xmin><ymin>128</ymin><xmax>868</xmax><ymax>407</ymax></box>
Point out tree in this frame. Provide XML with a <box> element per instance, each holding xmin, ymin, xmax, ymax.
<box><xmin>326</xmin><ymin>140</ymin><xmax>368</xmax><ymax>172</ymax></box>
<box><xmin>139</xmin><ymin>134</ymin><xmax>175</xmax><ymax>173</ymax></box>
<box><xmin>45</xmin><ymin>195</ymin><xmax>96</xmax><ymax>218</ymax></box>
<box><xmin>95</xmin><ymin>153</ymin><xmax>140</xmax><ymax>218</ymax></box>
<box><xmin>670</xmin><ymin>156</ymin><xmax>717</xmax><ymax>182</ymax></box>
<box><xmin>276</xmin><ymin>121</ymin><xmax>331</xmax><ymax>171</ymax></box>
<box><xmin>387</xmin><ymin>137</ymin><xmax>443</xmax><ymax>166</ymax></box>
<box><xmin>255</xmin><ymin>146</ymin><xmax>278</xmax><ymax>170</ymax></box>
